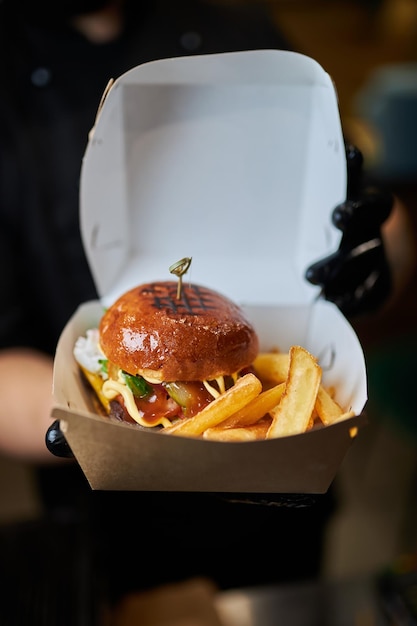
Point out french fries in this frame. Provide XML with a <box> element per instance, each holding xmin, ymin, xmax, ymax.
<box><xmin>219</xmin><ymin>382</ymin><xmax>285</xmax><ymax>429</ymax></box>
<box><xmin>203</xmin><ymin>418</ymin><xmax>271</xmax><ymax>441</ymax></box>
<box><xmin>266</xmin><ymin>346</ymin><xmax>321</xmax><ymax>439</ymax></box>
<box><xmin>164</xmin><ymin>373</ymin><xmax>262</xmax><ymax>437</ymax></box>
<box><xmin>252</xmin><ymin>352</ymin><xmax>289</xmax><ymax>385</ymax></box>
<box><xmin>315</xmin><ymin>385</ymin><xmax>344</xmax><ymax>425</ymax></box>
<box><xmin>163</xmin><ymin>345</ymin><xmax>353</xmax><ymax>441</ymax></box>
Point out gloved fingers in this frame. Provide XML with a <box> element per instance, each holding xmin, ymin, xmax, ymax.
<box><xmin>45</xmin><ymin>419</ymin><xmax>74</xmax><ymax>458</ymax></box>
<box><xmin>306</xmin><ymin>240</ymin><xmax>389</xmax><ymax>287</ymax></box>
<box><xmin>305</xmin><ymin>243</ymin><xmax>392</xmax><ymax>317</ymax></box>
<box><xmin>322</xmin><ymin>267</ymin><xmax>391</xmax><ymax>317</ymax></box>
<box><xmin>304</xmin><ymin>249</ymin><xmax>342</xmax><ymax>288</ymax></box>
<box><xmin>305</xmin><ymin>143</ymin><xmax>393</xmax><ymax>317</ymax></box>
<box><xmin>332</xmin><ymin>191</ymin><xmax>393</xmax><ymax>234</ymax></box>
<box><xmin>345</xmin><ymin>142</ymin><xmax>363</xmax><ymax>170</ymax></box>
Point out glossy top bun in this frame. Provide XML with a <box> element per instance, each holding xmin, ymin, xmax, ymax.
<box><xmin>99</xmin><ymin>281</ymin><xmax>259</xmax><ymax>382</ymax></box>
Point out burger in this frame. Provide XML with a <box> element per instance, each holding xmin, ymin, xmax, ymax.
<box><xmin>73</xmin><ymin>280</ymin><xmax>259</xmax><ymax>429</ymax></box>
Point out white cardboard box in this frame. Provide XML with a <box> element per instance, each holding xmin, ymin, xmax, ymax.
<box><xmin>52</xmin><ymin>50</ymin><xmax>367</xmax><ymax>493</ymax></box>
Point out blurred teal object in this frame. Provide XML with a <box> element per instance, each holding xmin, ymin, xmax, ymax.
<box><xmin>367</xmin><ymin>333</ymin><xmax>417</xmax><ymax>440</ymax></box>
<box><xmin>355</xmin><ymin>63</ymin><xmax>417</xmax><ymax>181</ymax></box>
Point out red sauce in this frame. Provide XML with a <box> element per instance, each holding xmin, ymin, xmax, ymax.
<box><xmin>114</xmin><ymin>381</ymin><xmax>214</xmax><ymax>426</ymax></box>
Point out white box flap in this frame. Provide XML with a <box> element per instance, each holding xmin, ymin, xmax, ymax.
<box><xmin>80</xmin><ymin>49</ymin><xmax>346</xmax><ymax>308</ymax></box>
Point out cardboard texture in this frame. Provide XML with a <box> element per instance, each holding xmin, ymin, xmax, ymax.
<box><xmin>52</xmin><ymin>50</ymin><xmax>367</xmax><ymax>493</ymax></box>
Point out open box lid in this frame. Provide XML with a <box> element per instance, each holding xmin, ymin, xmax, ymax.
<box><xmin>80</xmin><ymin>49</ymin><xmax>346</xmax><ymax>309</ymax></box>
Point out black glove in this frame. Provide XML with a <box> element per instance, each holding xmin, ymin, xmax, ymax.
<box><xmin>45</xmin><ymin>420</ymin><xmax>74</xmax><ymax>458</ymax></box>
<box><xmin>305</xmin><ymin>144</ymin><xmax>393</xmax><ymax>318</ymax></box>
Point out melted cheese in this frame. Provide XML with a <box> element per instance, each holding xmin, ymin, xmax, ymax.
<box><xmin>75</xmin><ymin>328</ymin><xmax>241</xmax><ymax>426</ymax></box>
<box><xmin>203</xmin><ymin>374</ymin><xmax>239</xmax><ymax>399</ymax></box>
<box><xmin>94</xmin><ymin>363</ymin><xmax>241</xmax><ymax>428</ymax></box>
<box><xmin>203</xmin><ymin>378</ymin><xmax>222</xmax><ymax>399</ymax></box>
<box><xmin>102</xmin><ymin>379</ymin><xmax>171</xmax><ymax>428</ymax></box>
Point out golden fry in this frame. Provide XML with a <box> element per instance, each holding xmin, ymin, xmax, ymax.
<box><xmin>337</xmin><ymin>410</ymin><xmax>356</xmax><ymax>424</ymax></box>
<box><xmin>220</xmin><ymin>382</ymin><xmax>285</xmax><ymax>429</ymax></box>
<box><xmin>267</xmin><ymin>345</ymin><xmax>321</xmax><ymax>439</ymax></box>
<box><xmin>315</xmin><ymin>385</ymin><xmax>344</xmax><ymax>425</ymax></box>
<box><xmin>164</xmin><ymin>373</ymin><xmax>262</xmax><ymax>437</ymax></box>
<box><xmin>203</xmin><ymin>419</ymin><xmax>271</xmax><ymax>442</ymax></box>
<box><xmin>161</xmin><ymin>345</ymin><xmax>351</xmax><ymax>440</ymax></box>
<box><xmin>253</xmin><ymin>352</ymin><xmax>290</xmax><ymax>385</ymax></box>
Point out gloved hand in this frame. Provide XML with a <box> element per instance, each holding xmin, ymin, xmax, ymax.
<box><xmin>45</xmin><ymin>419</ymin><xmax>74</xmax><ymax>458</ymax></box>
<box><xmin>305</xmin><ymin>144</ymin><xmax>393</xmax><ymax>318</ymax></box>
